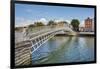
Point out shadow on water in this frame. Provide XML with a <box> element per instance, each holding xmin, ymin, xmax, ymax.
<box><xmin>41</xmin><ymin>36</ymin><xmax>81</xmax><ymax>64</ymax></box>
<box><xmin>32</xmin><ymin>36</ymin><xmax>94</xmax><ymax>65</ymax></box>
<box><xmin>32</xmin><ymin>36</ymin><xmax>74</xmax><ymax>64</ymax></box>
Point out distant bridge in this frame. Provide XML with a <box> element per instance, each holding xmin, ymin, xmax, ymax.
<box><xmin>15</xmin><ymin>25</ymin><xmax>76</xmax><ymax>66</ymax></box>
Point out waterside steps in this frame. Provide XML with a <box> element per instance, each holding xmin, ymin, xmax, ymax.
<box><xmin>15</xmin><ymin>40</ymin><xmax>32</xmax><ymax>66</ymax></box>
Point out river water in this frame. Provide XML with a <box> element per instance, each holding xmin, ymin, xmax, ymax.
<box><xmin>32</xmin><ymin>36</ymin><xmax>94</xmax><ymax>64</ymax></box>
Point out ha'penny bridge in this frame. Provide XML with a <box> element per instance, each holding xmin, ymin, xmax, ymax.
<box><xmin>15</xmin><ymin>25</ymin><xmax>76</xmax><ymax>66</ymax></box>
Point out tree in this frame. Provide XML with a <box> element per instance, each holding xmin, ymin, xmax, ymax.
<box><xmin>34</xmin><ymin>22</ymin><xmax>45</xmax><ymax>26</ymax></box>
<box><xmin>15</xmin><ymin>27</ymin><xmax>23</xmax><ymax>32</ymax></box>
<box><xmin>28</xmin><ymin>24</ymin><xmax>35</xmax><ymax>31</ymax></box>
<box><xmin>28</xmin><ymin>24</ymin><xmax>35</xmax><ymax>28</ymax></box>
<box><xmin>47</xmin><ymin>20</ymin><xmax>56</xmax><ymax>25</ymax></box>
<box><xmin>71</xmin><ymin>19</ymin><xmax>80</xmax><ymax>31</ymax></box>
<box><xmin>61</xmin><ymin>21</ymin><xmax>68</xmax><ymax>24</ymax></box>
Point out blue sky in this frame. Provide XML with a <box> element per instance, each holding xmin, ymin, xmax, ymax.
<box><xmin>15</xmin><ymin>4</ymin><xmax>94</xmax><ymax>26</ymax></box>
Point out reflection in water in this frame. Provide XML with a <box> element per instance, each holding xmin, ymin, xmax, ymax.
<box><xmin>32</xmin><ymin>36</ymin><xmax>94</xmax><ymax>64</ymax></box>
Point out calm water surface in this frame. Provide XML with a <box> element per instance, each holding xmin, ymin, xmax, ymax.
<box><xmin>32</xmin><ymin>36</ymin><xmax>94</xmax><ymax>64</ymax></box>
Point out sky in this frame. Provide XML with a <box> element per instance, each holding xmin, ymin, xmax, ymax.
<box><xmin>15</xmin><ymin>3</ymin><xmax>94</xmax><ymax>27</ymax></box>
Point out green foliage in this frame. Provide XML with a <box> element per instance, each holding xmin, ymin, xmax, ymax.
<box><xmin>71</xmin><ymin>19</ymin><xmax>80</xmax><ymax>31</ymax></box>
<box><xmin>60</xmin><ymin>21</ymin><xmax>68</xmax><ymax>24</ymax></box>
<box><xmin>34</xmin><ymin>22</ymin><xmax>45</xmax><ymax>26</ymax></box>
<box><xmin>71</xmin><ymin>19</ymin><xmax>80</xmax><ymax>27</ymax></box>
<box><xmin>47</xmin><ymin>20</ymin><xmax>56</xmax><ymax>25</ymax></box>
<box><xmin>15</xmin><ymin>27</ymin><xmax>23</xmax><ymax>31</ymax></box>
<box><xmin>28</xmin><ymin>24</ymin><xmax>35</xmax><ymax>28</ymax></box>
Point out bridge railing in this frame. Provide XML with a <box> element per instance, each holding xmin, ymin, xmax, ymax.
<box><xmin>15</xmin><ymin>25</ymin><xmax>73</xmax><ymax>43</ymax></box>
<box><xmin>28</xmin><ymin>25</ymin><xmax>72</xmax><ymax>35</ymax></box>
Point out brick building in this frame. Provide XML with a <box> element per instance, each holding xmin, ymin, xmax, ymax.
<box><xmin>85</xmin><ymin>17</ymin><xmax>93</xmax><ymax>32</ymax></box>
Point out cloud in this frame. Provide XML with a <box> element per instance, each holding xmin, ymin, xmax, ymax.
<box><xmin>65</xmin><ymin>20</ymin><xmax>71</xmax><ymax>24</ymax></box>
<box><xmin>37</xmin><ymin>18</ymin><xmax>48</xmax><ymax>25</ymax></box>
<box><xmin>15</xmin><ymin>21</ymin><xmax>34</xmax><ymax>27</ymax></box>
<box><xmin>79</xmin><ymin>20</ymin><xmax>85</xmax><ymax>27</ymax></box>
<box><xmin>55</xmin><ymin>19</ymin><xmax>71</xmax><ymax>24</ymax></box>
<box><xmin>15</xmin><ymin>17</ymin><xmax>34</xmax><ymax>27</ymax></box>
<box><xmin>55</xmin><ymin>19</ymin><xmax>62</xmax><ymax>23</ymax></box>
<box><xmin>15</xmin><ymin>17</ymin><xmax>73</xmax><ymax>27</ymax></box>
<box><xmin>15</xmin><ymin>17</ymin><xmax>48</xmax><ymax>27</ymax></box>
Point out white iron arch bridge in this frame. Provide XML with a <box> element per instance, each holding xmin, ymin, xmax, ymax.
<box><xmin>15</xmin><ymin>25</ymin><xmax>76</xmax><ymax>66</ymax></box>
<box><xmin>28</xmin><ymin>26</ymin><xmax>76</xmax><ymax>54</ymax></box>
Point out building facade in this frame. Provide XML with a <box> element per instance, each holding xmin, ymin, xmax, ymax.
<box><xmin>85</xmin><ymin>17</ymin><xmax>94</xmax><ymax>32</ymax></box>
